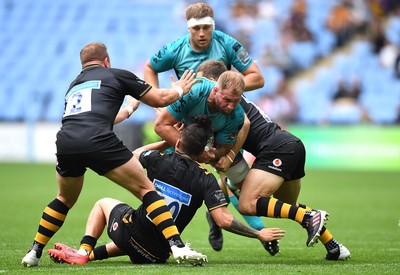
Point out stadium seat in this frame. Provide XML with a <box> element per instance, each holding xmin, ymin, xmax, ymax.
<box><xmin>288</xmin><ymin>41</ymin><xmax>318</xmax><ymax>70</ymax></box>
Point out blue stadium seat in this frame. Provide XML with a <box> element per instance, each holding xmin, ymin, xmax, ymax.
<box><xmin>295</xmin><ymin>80</ymin><xmax>330</xmax><ymax>124</ymax></box>
<box><xmin>288</xmin><ymin>41</ymin><xmax>318</xmax><ymax>70</ymax></box>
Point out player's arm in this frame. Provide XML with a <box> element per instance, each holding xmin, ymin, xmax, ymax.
<box><xmin>132</xmin><ymin>140</ymin><xmax>170</xmax><ymax>160</ymax></box>
<box><xmin>241</xmin><ymin>61</ymin><xmax>265</xmax><ymax>91</ymax></box>
<box><xmin>211</xmin><ymin>141</ymin><xmax>233</xmax><ymax>163</ymax></box>
<box><xmin>103</xmin><ymin>242</ymin><xmax>125</xmax><ymax>258</ymax></box>
<box><xmin>141</xmin><ymin>70</ymin><xmax>196</xmax><ymax>107</ymax></box>
<box><xmin>143</xmin><ymin>60</ymin><xmax>160</xmax><ymax>88</ymax></box>
<box><xmin>114</xmin><ymin>96</ymin><xmax>140</xmax><ymax>125</ymax></box>
<box><xmin>215</xmin><ymin>113</ymin><xmax>250</xmax><ymax>172</ymax></box>
<box><xmin>154</xmin><ymin>108</ymin><xmax>182</xmax><ymax>147</ymax></box>
<box><xmin>210</xmin><ymin>207</ymin><xmax>285</xmax><ymax>241</ymax></box>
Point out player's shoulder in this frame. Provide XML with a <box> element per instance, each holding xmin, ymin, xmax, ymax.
<box><xmin>190</xmin><ymin>77</ymin><xmax>215</xmax><ymax>96</ymax></box>
<box><xmin>213</xmin><ymin>30</ymin><xmax>234</xmax><ymax>40</ymax></box>
<box><xmin>194</xmin><ymin>77</ymin><xmax>215</xmax><ymax>86</ymax></box>
<box><xmin>230</xmin><ymin>102</ymin><xmax>245</xmax><ymax>121</ymax></box>
<box><xmin>165</xmin><ymin>34</ymin><xmax>190</xmax><ymax>51</ymax></box>
<box><xmin>109</xmin><ymin>67</ymin><xmax>135</xmax><ymax>77</ymax></box>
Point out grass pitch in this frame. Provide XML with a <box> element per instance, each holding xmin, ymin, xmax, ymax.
<box><xmin>0</xmin><ymin>163</ymin><xmax>399</xmax><ymax>274</ymax></box>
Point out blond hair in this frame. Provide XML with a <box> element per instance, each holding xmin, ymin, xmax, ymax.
<box><xmin>217</xmin><ymin>71</ymin><xmax>245</xmax><ymax>96</ymax></box>
<box><xmin>185</xmin><ymin>2</ymin><xmax>214</xmax><ymax>20</ymax></box>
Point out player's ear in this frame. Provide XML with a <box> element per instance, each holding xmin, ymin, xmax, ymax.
<box><xmin>104</xmin><ymin>56</ymin><xmax>111</xmax><ymax>68</ymax></box>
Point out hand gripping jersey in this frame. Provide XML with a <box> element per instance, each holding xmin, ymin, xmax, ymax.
<box><xmin>167</xmin><ymin>77</ymin><xmax>245</xmax><ymax>145</ymax></box>
<box><xmin>150</xmin><ymin>30</ymin><xmax>252</xmax><ymax>79</ymax></box>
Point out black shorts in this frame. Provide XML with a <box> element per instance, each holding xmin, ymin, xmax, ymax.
<box><xmin>55</xmin><ymin>143</ymin><xmax>133</xmax><ymax>177</ymax></box>
<box><xmin>251</xmin><ymin>141</ymin><xmax>306</xmax><ymax>181</ymax></box>
<box><xmin>107</xmin><ymin>203</ymin><xmax>170</xmax><ymax>264</ymax></box>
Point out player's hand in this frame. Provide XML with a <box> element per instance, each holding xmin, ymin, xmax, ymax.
<box><xmin>195</xmin><ymin>147</ymin><xmax>216</xmax><ymax>163</ymax></box>
<box><xmin>171</xmin><ymin>70</ymin><xmax>197</xmax><ymax>95</ymax></box>
<box><xmin>258</xmin><ymin>228</ymin><xmax>285</xmax><ymax>242</ymax></box>
<box><xmin>174</xmin><ymin>122</ymin><xmax>185</xmax><ymax>132</ymax></box>
<box><xmin>214</xmin><ymin>156</ymin><xmax>232</xmax><ymax>172</ymax></box>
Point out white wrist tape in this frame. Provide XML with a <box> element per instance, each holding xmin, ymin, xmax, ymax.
<box><xmin>125</xmin><ymin>105</ymin><xmax>134</xmax><ymax>116</ymax></box>
<box><xmin>174</xmin><ymin>86</ymin><xmax>184</xmax><ymax>98</ymax></box>
<box><xmin>225</xmin><ymin>154</ymin><xmax>234</xmax><ymax>163</ymax></box>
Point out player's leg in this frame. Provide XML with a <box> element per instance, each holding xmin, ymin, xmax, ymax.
<box><xmin>223</xmin><ymin>157</ymin><xmax>280</xmax><ymax>255</ymax></box>
<box><xmin>48</xmin><ymin>198</ymin><xmax>124</xmax><ymax>264</ymax></box>
<box><xmin>205</xmin><ymin>172</ymin><xmax>225</xmax><ymax>251</ymax></box>
<box><xmin>22</xmin><ymin>171</ymin><xmax>83</xmax><ymax>267</ymax></box>
<box><xmin>106</xmin><ymin>156</ymin><xmax>207</xmax><ymax>264</ymax></box>
<box><xmin>78</xmin><ymin>198</ymin><xmax>122</xmax><ymax>256</ymax></box>
<box><xmin>297</xmin><ymin>203</ymin><xmax>351</xmax><ymax>260</ymax></box>
<box><xmin>273</xmin><ymin>150</ymin><xmax>350</xmax><ymax>259</ymax></box>
<box><xmin>239</xmin><ymin>170</ymin><xmax>328</xmax><ymax>247</ymax></box>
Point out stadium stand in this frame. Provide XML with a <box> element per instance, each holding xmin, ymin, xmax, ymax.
<box><xmin>1</xmin><ymin>0</ymin><xmax>399</xmax><ymax>125</ymax></box>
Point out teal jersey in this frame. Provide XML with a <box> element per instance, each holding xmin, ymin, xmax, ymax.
<box><xmin>166</xmin><ymin>77</ymin><xmax>244</xmax><ymax>145</ymax></box>
<box><xmin>150</xmin><ymin>30</ymin><xmax>252</xmax><ymax>79</ymax></box>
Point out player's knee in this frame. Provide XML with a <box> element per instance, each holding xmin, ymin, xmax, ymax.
<box><xmin>238</xmin><ymin>199</ymin><xmax>256</xmax><ymax>216</ymax></box>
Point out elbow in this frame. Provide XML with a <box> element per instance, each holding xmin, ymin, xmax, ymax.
<box><xmin>213</xmin><ymin>212</ymin><xmax>233</xmax><ymax>229</ymax></box>
<box><xmin>156</xmin><ymin>98</ymin><xmax>171</xmax><ymax>107</ymax></box>
<box><xmin>215</xmin><ymin>219</ymin><xmax>230</xmax><ymax>229</ymax></box>
<box><xmin>153</xmin><ymin>122</ymin><xmax>162</xmax><ymax>136</ymax></box>
<box><xmin>258</xmin><ymin>76</ymin><xmax>265</xmax><ymax>89</ymax></box>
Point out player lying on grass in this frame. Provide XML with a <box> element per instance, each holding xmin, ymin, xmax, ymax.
<box><xmin>47</xmin><ymin>115</ymin><xmax>285</xmax><ymax>266</ymax></box>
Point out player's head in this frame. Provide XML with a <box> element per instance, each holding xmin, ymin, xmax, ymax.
<box><xmin>210</xmin><ymin>71</ymin><xmax>244</xmax><ymax>115</ymax></box>
<box><xmin>197</xmin><ymin>60</ymin><xmax>228</xmax><ymax>81</ymax></box>
<box><xmin>80</xmin><ymin>42</ymin><xmax>111</xmax><ymax>69</ymax></box>
<box><xmin>179</xmin><ymin>115</ymin><xmax>213</xmax><ymax>158</ymax></box>
<box><xmin>185</xmin><ymin>2</ymin><xmax>215</xmax><ymax>52</ymax></box>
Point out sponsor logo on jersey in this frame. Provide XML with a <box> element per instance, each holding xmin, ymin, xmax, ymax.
<box><xmin>154</xmin><ymin>179</ymin><xmax>191</xmax><ymax>205</ymax></box>
<box><xmin>112</xmin><ymin>221</ymin><xmax>118</xmax><ymax>231</ymax></box>
<box><xmin>267</xmin><ymin>158</ymin><xmax>283</xmax><ymax>172</ymax></box>
<box><xmin>273</xmin><ymin>158</ymin><xmax>282</xmax><ymax>167</ymax></box>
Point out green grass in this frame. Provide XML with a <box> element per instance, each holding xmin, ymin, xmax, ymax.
<box><xmin>1</xmin><ymin>163</ymin><xmax>399</xmax><ymax>274</ymax></box>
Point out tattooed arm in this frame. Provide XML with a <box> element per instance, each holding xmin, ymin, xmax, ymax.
<box><xmin>210</xmin><ymin>207</ymin><xmax>285</xmax><ymax>241</ymax></box>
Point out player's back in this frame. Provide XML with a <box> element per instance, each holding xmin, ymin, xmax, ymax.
<box><xmin>139</xmin><ymin>150</ymin><xmax>221</xmax><ymax>232</ymax></box>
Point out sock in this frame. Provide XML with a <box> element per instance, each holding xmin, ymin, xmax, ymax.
<box><xmin>298</xmin><ymin>203</ymin><xmax>333</xmax><ymax>246</ymax></box>
<box><xmin>142</xmin><ymin>191</ymin><xmax>184</xmax><ymax>248</ymax></box>
<box><xmin>229</xmin><ymin>195</ymin><xmax>265</xmax><ymax>230</ymax></box>
<box><xmin>32</xmin><ymin>198</ymin><xmax>69</xmax><ymax>255</ymax></box>
<box><xmin>90</xmin><ymin>245</ymin><xmax>109</xmax><ymax>261</ymax></box>
<box><xmin>256</xmin><ymin>196</ymin><xmax>307</xmax><ymax>224</ymax></box>
<box><xmin>325</xmin><ymin>238</ymin><xmax>340</xmax><ymax>252</ymax></box>
<box><xmin>78</xmin><ymin>235</ymin><xmax>97</xmax><ymax>256</ymax></box>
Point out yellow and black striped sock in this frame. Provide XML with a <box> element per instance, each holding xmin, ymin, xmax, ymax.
<box><xmin>79</xmin><ymin>235</ymin><xmax>97</xmax><ymax>254</ymax></box>
<box><xmin>143</xmin><ymin>191</ymin><xmax>183</xmax><ymax>247</ymax></box>
<box><xmin>256</xmin><ymin>196</ymin><xmax>307</xmax><ymax>223</ymax></box>
<box><xmin>90</xmin><ymin>245</ymin><xmax>108</xmax><ymax>261</ymax></box>
<box><xmin>298</xmin><ymin>203</ymin><xmax>333</xmax><ymax>245</ymax></box>
<box><xmin>33</xmin><ymin>198</ymin><xmax>69</xmax><ymax>247</ymax></box>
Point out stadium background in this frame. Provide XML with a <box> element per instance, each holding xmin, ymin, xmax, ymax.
<box><xmin>1</xmin><ymin>2</ymin><xmax>400</xmax><ymax>273</ymax></box>
<box><xmin>0</xmin><ymin>0</ymin><xmax>399</xmax><ymax>171</ymax></box>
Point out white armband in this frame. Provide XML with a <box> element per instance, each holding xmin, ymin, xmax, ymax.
<box><xmin>174</xmin><ymin>86</ymin><xmax>184</xmax><ymax>98</ymax></box>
